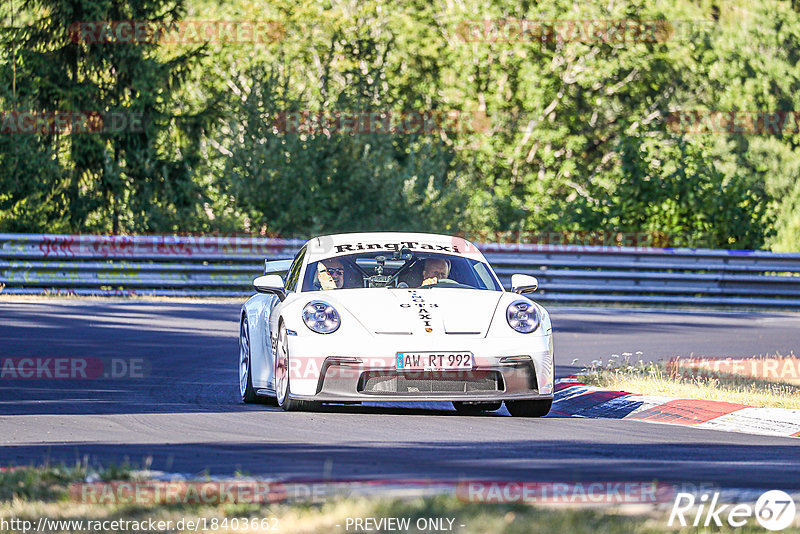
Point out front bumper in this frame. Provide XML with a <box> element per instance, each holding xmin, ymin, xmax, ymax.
<box><xmin>284</xmin><ymin>333</ymin><xmax>554</xmax><ymax>403</ymax></box>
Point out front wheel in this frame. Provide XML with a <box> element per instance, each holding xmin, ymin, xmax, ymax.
<box><xmin>274</xmin><ymin>323</ymin><xmax>319</xmax><ymax>412</ymax></box>
<box><xmin>505</xmin><ymin>399</ymin><xmax>552</xmax><ymax>417</ymax></box>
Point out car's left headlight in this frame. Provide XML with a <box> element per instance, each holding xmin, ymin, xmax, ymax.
<box><xmin>302</xmin><ymin>301</ymin><xmax>340</xmax><ymax>334</ymax></box>
<box><xmin>506</xmin><ymin>300</ymin><xmax>540</xmax><ymax>333</ymax></box>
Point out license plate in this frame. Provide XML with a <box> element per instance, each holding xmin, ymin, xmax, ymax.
<box><xmin>395</xmin><ymin>352</ymin><xmax>473</xmax><ymax>370</ymax></box>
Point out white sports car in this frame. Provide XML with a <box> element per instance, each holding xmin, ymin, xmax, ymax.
<box><xmin>238</xmin><ymin>232</ymin><xmax>554</xmax><ymax>416</ymax></box>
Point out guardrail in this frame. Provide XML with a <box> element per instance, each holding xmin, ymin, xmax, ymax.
<box><xmin>1</xmin><ymin>233</ymin><xmax>800</xmax><ymax>308</ymax></box>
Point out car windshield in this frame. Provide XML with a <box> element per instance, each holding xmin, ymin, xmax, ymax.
<box><xmin>301</xmin><ymin>252</ymin><xmax>502</xmax><ymax>291</ymax></box>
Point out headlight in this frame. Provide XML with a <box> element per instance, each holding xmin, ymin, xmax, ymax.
<box><xmin>302</xmin><ymin>301</ymin><xmax>340</xmax><ymax>334</ymax></box>
<box><xmin>506</xmin><ymin>300</ymin><xmax>540</xmax><ymax>333</ymax></box>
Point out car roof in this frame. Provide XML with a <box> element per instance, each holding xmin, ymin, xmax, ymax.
<box><xmin>301</xmin><ymin>232</ymin><xmax>487</xmax><ymax>262</ymax></box>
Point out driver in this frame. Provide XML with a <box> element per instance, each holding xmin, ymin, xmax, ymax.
<box><xmin>420</xmin><ymin>257</ymin><xmax>451</xmax><ymax>287</ymax></box>
<box><xmin>317</xmin><ymin>257</ymin><xmax>346</xmax><ymax>290</ymax></box>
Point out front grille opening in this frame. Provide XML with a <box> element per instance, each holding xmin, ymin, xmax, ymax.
<box><xmin>358</xmin><ymin>370</ymin><xmax>504</xmax><ymax>394</ymax></box>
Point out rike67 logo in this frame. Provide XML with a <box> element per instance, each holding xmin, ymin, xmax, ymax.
<box><xmin>669</xmin><ymin>490</ymin><xmax>797</xmax><ymax>531</ymax></box>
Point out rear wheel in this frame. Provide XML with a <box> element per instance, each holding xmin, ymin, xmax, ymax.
<box><xmin>275</xmin><ymin>323</ymin><xmax>319</xmax><ymax>412</ymax></box>
<box><xmin>505</xmin><ymin>399</ymin><xmax>552</xmax><ymax>417</ymax></box>
<box><xmin>239</xmin><ymin>316</ymin><xmax>260</xmax><ymax>404</ymax></box>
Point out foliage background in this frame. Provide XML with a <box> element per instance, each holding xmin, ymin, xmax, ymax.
<box><xmin>0</xmin><ymin>0</ymin><xmax>798</xmax><ymax>251</ymax></box>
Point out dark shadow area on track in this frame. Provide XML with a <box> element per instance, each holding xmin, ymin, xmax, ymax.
<box><xmin>4</xmin><ymin>381</ymin><xmax>541</xmax><ymax>415</ymax></box>
<box><xmin>0</xmin><ymin>388</ymin><xmax>488</xmax><ymax>416</ymax></box>
<box><xmin>0</xmin><ymin>301</ymin><xmax>239</xmax><ymax>415</ymax></box>
<box><xmin>1</xmin><ymin>440</ymin><xmax>799</xmax><ymax>490</ymax></box>
<box><xmin>0</xmin><ymin>307</ymin><xmax>236</xmax><ymax>335</ymax></box>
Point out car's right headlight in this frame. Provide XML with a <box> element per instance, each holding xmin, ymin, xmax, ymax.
<box><xmin>302</xmin><ymin>301</ymin><xmax>340</xmax><ymax>334</ymax></box>
<box><xmin>506</xmin><ymin>300</ymin><xmax>540</xmax><ymax>333</ymax></box>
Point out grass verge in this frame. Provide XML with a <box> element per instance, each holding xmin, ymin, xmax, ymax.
<box><xmin>1</xmin><ymin>466</ymin><xmax>795</xmax><ymax>533</ymax></box>
<box><xmin>578</xmin><ymin>353</ymin><xmax>800</xmax><ymax>409</ymax></box>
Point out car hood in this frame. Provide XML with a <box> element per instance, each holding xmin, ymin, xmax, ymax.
<box><xmin>315</xmin><ymin>288</ymin><xmax>505</xmax><ymax>336</ymax></box>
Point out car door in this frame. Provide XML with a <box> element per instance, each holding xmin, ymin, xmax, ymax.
<box><xmin>265</xmin><ymin>246</ymin><xmax>307</xmax><ymax>389</ymax></box>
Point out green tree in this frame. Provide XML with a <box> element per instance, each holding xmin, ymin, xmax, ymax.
<box><xmin>209</xmin><ymin>1</ymin><xmax>466</xmax><ymax>236</ymax></box>
<box><xmin>602</xmin><ymin>135</ymin><xmax>772</xmax><ymax>248</ymax></box>
<box><xmin>3</xmin><ymin>0</ymin><xmax>800</xmax><ymax>251</ymax></box>
<box><xmin>0</xmin><ymin>0</ymin><xmax>214</xmax><ymax>233</ymax></box>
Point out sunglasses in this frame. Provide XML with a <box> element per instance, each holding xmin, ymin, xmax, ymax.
<box><xmin>321</xmin><ymin>268</ymin><xmax>344</xmax><ymax>276</ymax></box>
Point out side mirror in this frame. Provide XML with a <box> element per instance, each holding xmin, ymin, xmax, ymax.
<box><xmin>254</xmin><ymin>274</ymin><xmax>287</xmax><ymax>301</ymax></box>
<box><xmin>511</xmin><ymin>274</ymin><xmax>538</xmax><ymax>295</ymax></box>
<box><xmin>264</xmin><ymin>259</ymin><xmax>293</xmax><ymax>279</ymax></box>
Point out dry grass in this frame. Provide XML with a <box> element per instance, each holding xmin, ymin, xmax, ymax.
<box><xmin>2</xmin><ymin>466</ymin><xmax>791</xmax><ymax>533</ymax></box>
<box><xmin>579</xmin><ymin>353</ymin><xmax>800</xmax><ymax>409</ymax></box>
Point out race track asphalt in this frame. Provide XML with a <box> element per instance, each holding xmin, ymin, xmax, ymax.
<box><xmin>1</xmin><ymin>298</ymin><xmax>799</xmax><ymax>489</ymax></box>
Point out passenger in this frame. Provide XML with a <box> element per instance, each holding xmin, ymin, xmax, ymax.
<box><xmin>318</xmin><ymin>257</ymin><xmax>346</xmax><ymax>290</ymax></box>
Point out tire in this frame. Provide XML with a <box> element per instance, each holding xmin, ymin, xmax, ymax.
<box><xmin>452</xmin><ymin>401</ymin><xmax>502</xmax><ymax>414</ymax></box>
<box><xmin>239</xmin><ymin>316</ymin><xmax>259</xmax><ymax>403</ymax></box>
<box><xmin>274</xmin><ymin>322</ymin><xmax>319</xmax><ymax>412</ymax></box>
<box><xmin>505</xmin><ymin>399</ymin><xmax>552</xmax><ymax>417</ymax></box>
<box><xmin>239</xmin><ymin>315</ymin><xmax>275</xmax><ymax>405</ymax></box>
